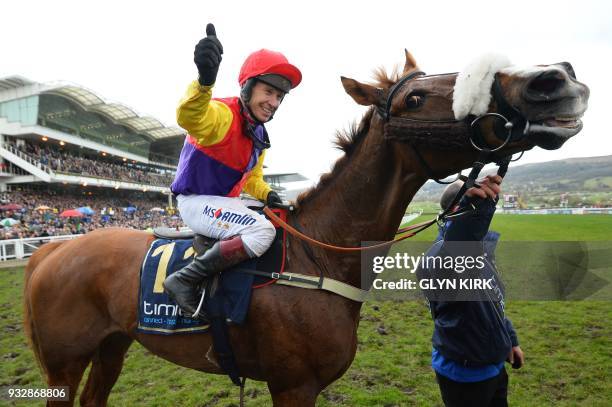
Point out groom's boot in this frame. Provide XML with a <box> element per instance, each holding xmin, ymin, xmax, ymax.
<box><xmin>162</xmin><ymin>235</ymin><xmax>250</xmax><ymax>318</ymax></box>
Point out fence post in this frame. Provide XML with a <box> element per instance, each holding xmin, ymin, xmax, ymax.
<box><xmin>15</xmin><ymin>240</ymin><xmax>24</xmax><ymax>259</ymax></box>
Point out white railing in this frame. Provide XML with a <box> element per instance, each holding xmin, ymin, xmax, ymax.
<box><xmin>1</xmin><ymin>143</ymin><xmax>53</xmax><ymax>174</ymax></box>
<box><xmin>1</xmin><ymin>142</ymin><xmax>172</xmax><ymax>191</ymax></box>
<box><xmin>0</xmin><ymin>227</ymin><xmax>192</xmax><ymax>262</ymax></box>
<box><xmin>498</xmin><ymin>207</ymin><xmax>612</xmax><ymax>215</ymax></box>
<box><xmin>0</xmin><ymin>234</ymin><xmax>82</xmax><ymax>261</ymax></box>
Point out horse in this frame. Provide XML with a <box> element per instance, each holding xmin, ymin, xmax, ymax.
<box><xmin>23</xmin><ymin>50</ymin><xmax>589</xmax><ymax>406</ymax></box>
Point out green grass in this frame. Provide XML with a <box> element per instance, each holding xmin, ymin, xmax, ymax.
<box><xmin>401</xmin><ymin>214</ymin><xmax>612</xmax><ymax>242</ymax></box>
<box><xmin>1</xmin><ymin>215</ymin><xmax>611</xmax><ymax>405</ymax></box>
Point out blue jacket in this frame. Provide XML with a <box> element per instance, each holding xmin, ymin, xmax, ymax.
<box><xmin>417</xmin><ymin>197</ymin><xmax>519</xmax><ymax>367</ymax></box>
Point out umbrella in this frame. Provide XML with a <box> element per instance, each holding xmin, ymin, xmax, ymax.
<box><xmin>125</xmin><ymin>206</ymin><xmax>137</xmax><ymax>213</ymax></box>
<box><xmin>1</xmin><ymin>218</ymin><xmax>19</xmax><ymax>227</ymax></box>
<box><xmin>35</xmin><ymin>205</ymin><xmax>52</xmax><ymax>211</ymax></box>
<box><xmin>0</xmin><ymin>203</ymin><xmax>22</xmax><ymax>211</ymax></box>
<box><xmin>60</xmin><ymin>209</ymin><xmax>85</xmax><ymax>218</ymax></box>
<box><xmin>77</xmin><ymin>206</ymin><xmax>95</xmax><ymax>215</ymax></box>
<box><xmin>150</xmin><ymin>207</ymin><xmax>164</xmax><ymax>212</ymax></box>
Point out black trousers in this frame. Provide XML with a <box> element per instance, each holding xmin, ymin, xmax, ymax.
<box><xmin>435</xmin><ymin>368</ymin><xmax>508</xmax><ymax>407</ymax></box>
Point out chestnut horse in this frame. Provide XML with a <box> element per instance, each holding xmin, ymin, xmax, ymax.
<box><xmin>24</xmin><ymin>51</ymin><xmax>588</xmax><ymax>406</ymax></box>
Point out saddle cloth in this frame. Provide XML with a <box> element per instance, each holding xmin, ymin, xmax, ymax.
<box><xmin>137</xmin><ymin>208</ymin><xmax>287</xmax><ymax>335</ymax></box>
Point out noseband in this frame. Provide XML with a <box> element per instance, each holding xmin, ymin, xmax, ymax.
<box><xmin>375</xmin><ymin>69</ymin><xmax>530</xmax><ymax>224</ymax></box>
<box><xmin>377</xmin><ymin>70</ymin><xmax>527</xmax><ymax>184</ymax></box>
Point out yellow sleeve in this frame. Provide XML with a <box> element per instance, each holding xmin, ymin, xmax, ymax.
<box><xmin>176</xmin><ymin>80</ymin><xmax>233</xmax><ymax>146</ymax></box>
<box><xmin>243</xmin><ymin>150</ymin><xmax>272</xmax><ymax>201</ymax></box>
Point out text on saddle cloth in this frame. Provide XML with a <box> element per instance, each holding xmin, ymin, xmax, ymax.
<box><xmin>138</xmin><ymin>217</ymin><xmax>287</xmax><ymax>335</ymax></box>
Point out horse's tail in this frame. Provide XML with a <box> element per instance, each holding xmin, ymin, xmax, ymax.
<box><xmin>23</xmin><ymin>241</ymin><xmax>65</xmax><ymax>377</ymax></box>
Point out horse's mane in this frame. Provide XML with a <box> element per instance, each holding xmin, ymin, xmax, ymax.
<box><xmin>295</xmin><ymin>108</ymin><xmax>373</xmax><ymax>209</ymax></box>
<box><xmin>334</xmin><ymin>65</ymin><xmax>403</xmax><ymax>154</ymax></box>
<box><xmin>295</xmin><ymin>66</ymin><xmax>401</xmax><ymax>209</ymax></box>
<box><xmin>295</xmin><ymin>67</ymin><xmax>403</xmax><ymax>210</ymax></box>
<box><xmin>334</xmin><ymin>108</ymin><xmax>374</xmax><ymax>155</ymax></box>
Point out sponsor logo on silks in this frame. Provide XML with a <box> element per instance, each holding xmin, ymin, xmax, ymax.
<box><xmin>203</xmin><ymin>205</ymin><xmax>256</xmax><ymax>226</ymax></box>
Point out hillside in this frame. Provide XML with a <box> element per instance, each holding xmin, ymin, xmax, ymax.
<box><xmin>413</xmin><ymin>155</ymin><xmax>612</xmax><ymax>206</ymax></box>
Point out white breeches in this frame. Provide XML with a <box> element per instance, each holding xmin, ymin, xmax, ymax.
<box><xmin>176</xmin><ymin>194</ymin><xmax>276</xmax><ymax>257</ymax></box>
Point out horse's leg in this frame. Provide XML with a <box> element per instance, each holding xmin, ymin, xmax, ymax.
<box><xmin>269</xmin><ymin>383</ymin><xmax>320</xmax><ymax>407</ymax></box>
<box><xmin>79</xmin><ymin>332</ymin><xmax>133</xmax><ymax>407</ymax></box>
<box><xmin>44</xmin><ymin>356</ymin><xmax>91</xmax><ymax>407</ymax></box>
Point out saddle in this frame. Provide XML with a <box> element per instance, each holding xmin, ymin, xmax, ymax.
<box><xmin>144</xmin><ymin>207</ymin><xmax>289</xmax><ymax>386</ymax></box>
<box><xmin>152</xmin><ymin>228</ymin><xmax>216</xmax><ymax>255</ymax></box>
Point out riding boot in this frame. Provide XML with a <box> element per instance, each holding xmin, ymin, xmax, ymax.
<box><xmin>162</xmin><ymin>235</ymin><xmax>251</xmax><ymax>318</ymax></box>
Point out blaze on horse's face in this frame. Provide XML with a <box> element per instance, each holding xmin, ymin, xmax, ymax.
<box><xmin>341</xmin><ymin>51</ymin><xmax>589</xmax><ymax>152</ymax></box>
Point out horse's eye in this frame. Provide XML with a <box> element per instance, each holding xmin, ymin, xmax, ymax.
<box><xmin>405</xmin><ymin>92</ymin><xmax>425</xmax><ymax>109</ymax></box>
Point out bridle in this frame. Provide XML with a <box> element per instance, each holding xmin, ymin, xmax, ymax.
<box><xmin>264</xmin><ymin>68</ymin><xmax>531</xmax><ymax>252</ymax></box>
<box><xmin>377</xmin><ymin>70</ymin><xmax>530</xmax><ymax>143</ymax></box>
<box><xmin>377</xmin><ymin>69</ymin><xmax>530</xmax><ymax>218</ymax></box>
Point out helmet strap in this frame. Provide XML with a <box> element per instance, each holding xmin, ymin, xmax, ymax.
<box><xmin>239</xmin><ymin>96</ymin><xmax>262</xmax><ymax>125</ymax></box>
<box><xmin>240</xmin><ymin>78</ymin><xmax>256</xmax><ymax>104</ymax></box>
<box><xmin>238</xmin><ymin>101</ymin><xmax>271</xmax><ymax>150</ymax></box>
<box><xmin>239</xmin><ymin>78</ymin><xmax>278</xmax><ymax>123</ymax></box>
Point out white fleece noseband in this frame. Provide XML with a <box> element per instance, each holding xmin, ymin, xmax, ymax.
<box><xmin>452</xmin><ymin>54</ymin><xmax>512</xmax><ymax>120</ymax></box>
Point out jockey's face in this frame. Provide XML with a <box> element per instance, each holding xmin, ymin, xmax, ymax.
<box><xmin>248</xmin><ymin>82</ymin><xmax>285</xmax><ymax>122</ymax></box>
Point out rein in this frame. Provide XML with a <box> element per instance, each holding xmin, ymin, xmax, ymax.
<box><xmin>263</xmin><ymin>206</ymin><xmax>436</xmax><ymax>252</ymax></box>
<box><xmin>262</xmin><ymin>152</ymin><xmax>508</xmax><ymax>254</ymax></box>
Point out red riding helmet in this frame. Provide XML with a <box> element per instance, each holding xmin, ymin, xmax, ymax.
<box><xmin>238</xmin><ymin>49</ymin><xmax>302</xmax><ymax>91</ymax></box>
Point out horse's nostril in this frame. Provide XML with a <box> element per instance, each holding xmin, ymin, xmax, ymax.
<box><xmin>527</xmin><ymin>70</ymin><xmax>566</xmax><ymax>97</ymax></box>
<box><xmin>559</xmin><ymin>62</ymin><xmax>576</xmax><ymax>79</ymax></box>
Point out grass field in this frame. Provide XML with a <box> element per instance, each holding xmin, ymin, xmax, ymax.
<box><xmin>1</xmin><ymin>215</ymin><xmax>611</xmax><ymax>406</ymax></box>
<box><xmin>403</xmin><ymin>214</ymin><xmax>612</xmax><ymax>242</ymax></box>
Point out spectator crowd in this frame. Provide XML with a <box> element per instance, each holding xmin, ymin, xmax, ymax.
<box><xmin>7</xmin><ymin>139</ymin><xmax>175</xmax><ymax>187</ymax></box>
<box><xmin>0</xmin><ymin>190</ymin><xmax>185</xmax><ymax>240</ymax></box>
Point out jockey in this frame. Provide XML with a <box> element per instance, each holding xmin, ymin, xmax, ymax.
<box><xmin>163</xmin><ymin>23</ymin><xmax>302</xmax><ymax>318</ymax></box>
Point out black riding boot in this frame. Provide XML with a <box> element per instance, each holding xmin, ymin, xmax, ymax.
<box><xmin>162</xmin><ymin>235</ymin><xmax>251</xmax><ymax>318</ymax></box>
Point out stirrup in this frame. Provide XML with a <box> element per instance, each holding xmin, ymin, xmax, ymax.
<box><xmin>191</xmin><ymin>288</ymin><xmax>206</xmax><ymax>319</ymax></box>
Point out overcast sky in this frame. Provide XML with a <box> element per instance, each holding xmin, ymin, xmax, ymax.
<box><xmin>2</xmin><ymin>0</ymin><xmax>611</xmax><ymax>180</ymax></box>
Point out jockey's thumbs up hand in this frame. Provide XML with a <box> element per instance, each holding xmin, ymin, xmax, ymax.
<box><xmin>194</xmin><ymin>23</ymin><xmax>224</xmax><ymax>86</ymax></box>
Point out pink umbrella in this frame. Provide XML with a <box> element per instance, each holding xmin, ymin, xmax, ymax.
<box><xmin>0</xmin><ymin>203</ymin><xmax>22</xmax><ymax>211</ymax></box>
<box><xmin>59</xmin><ymin>209</ymin><xmax>85</xmax><ymax>218</ymax></box>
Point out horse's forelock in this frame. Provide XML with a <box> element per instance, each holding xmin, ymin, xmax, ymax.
<box><xmin>373</xmin><ymin>66</ymin><xmax>401</xmax><ymax>89</ymax></box>
<box><xmin>373</xmin><ymin>63</ymin><xmax>426</xmax><ymax>89</ymax></box>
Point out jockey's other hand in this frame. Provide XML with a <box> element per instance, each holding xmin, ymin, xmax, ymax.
<box><xmin>194</xmin><ymin>23</ymin><xmax>223</xmax><ymax>86</ymax></box>
<box><xmin>266</xmin><ymin>191</ymin><xmax>283</xmax><ymax>207</ymax></box>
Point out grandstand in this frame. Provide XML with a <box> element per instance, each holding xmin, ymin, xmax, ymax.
<box><xmin>0</xmin><ymin>75</ymin><xmax>183</xmax><ymax>194</ymax></box>
<box><xmin>0</xmin><ymin>75</ymin><xmax>310</xmax><ymax>247</ymax></box>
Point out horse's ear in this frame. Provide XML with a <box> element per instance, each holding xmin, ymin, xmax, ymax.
<box><xmin>341</xmin><ymin>76</ymin><xmax>380</xmax><ymax>106</ymax></box>
<box><xmin>403</xmin><ymin>49</ymin><xmax>419</xmax><ymax>74</ymax></box>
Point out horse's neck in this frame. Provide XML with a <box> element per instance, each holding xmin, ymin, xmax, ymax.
<box><xmin>295</xmin><ymin>117</ymin><xmax>427</xmax><ymax>287</ymax></box>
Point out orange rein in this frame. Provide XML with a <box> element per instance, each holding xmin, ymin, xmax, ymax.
<box><xmin>263</xmin><ymin>206</ymin><xmax>437</xmax><ymax>253</ymax></box>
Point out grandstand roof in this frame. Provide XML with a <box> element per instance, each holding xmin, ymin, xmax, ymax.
<box><xmin>0</xmin><ymin>75</ymin><xmax>35</xmax><ymax>91</ymax></box>
<box><xmin>0</xmin><ymin>75</ymin><xmax>185</xmax><ymax>141</ymax></box>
